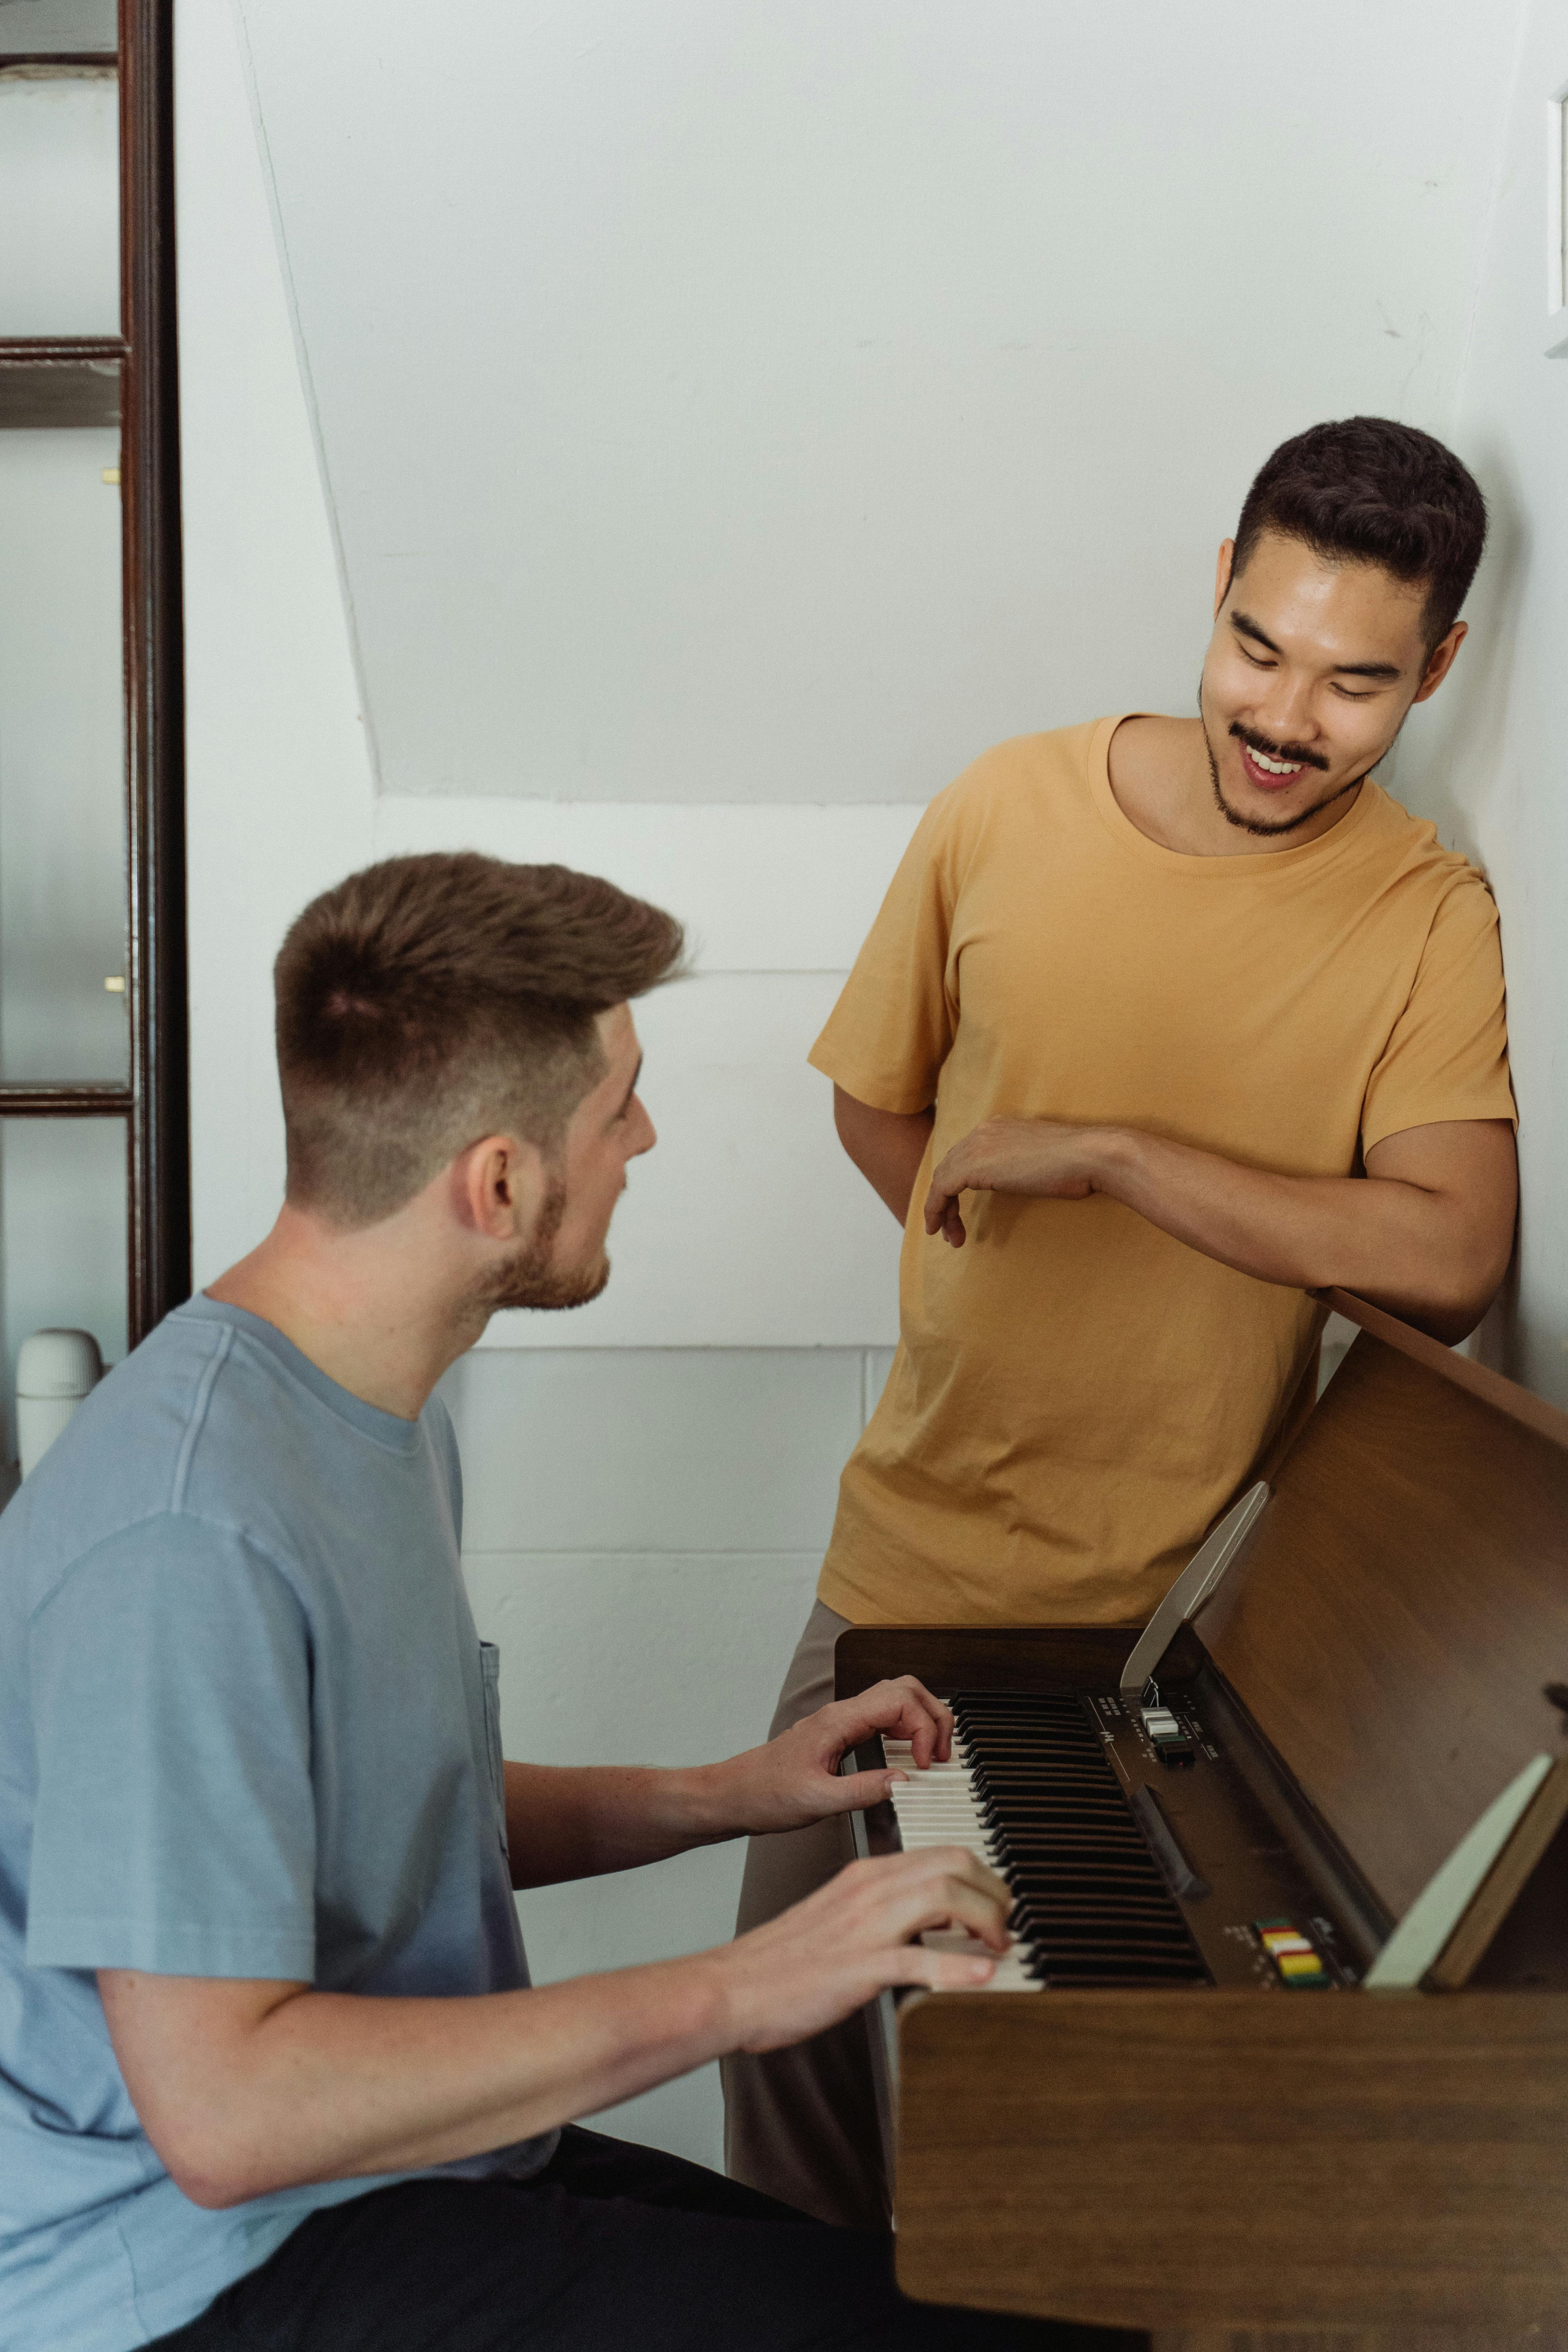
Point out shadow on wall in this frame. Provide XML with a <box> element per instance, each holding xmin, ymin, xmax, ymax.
<box><xmin>1397</xmin><ymin>451</ymin><xmax>1532</xmax><ymax>1392</ymax></box>
<box><xmin>1405</xmin><ymin>445</ymin><xmax>1528</xmax><ymax>869</ymax></box>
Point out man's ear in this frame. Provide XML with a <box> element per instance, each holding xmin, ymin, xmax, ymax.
<box><xmin>1213</xmin><ymin>538</ymin><xmax>1236</xmax><ymax>620</ymax></box>
<box><xmin>1411</xmin><ymin>619</ymin><xmax>1467</xmax><ymax>706</ymax></box>
<box><xmin>451</xmin><ymin>1133</ymin><xmax>545</xmax><ymax>1241</ymax></box>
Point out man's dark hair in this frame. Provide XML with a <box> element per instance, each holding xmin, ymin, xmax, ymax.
<box><xmin>275</xmin><ymin>853</ymin><xmax>685</xmax><ymax>1229</ymax></box>
<box><xmin>1232</xmin><ymin>417</ymin><xmax>1487</xmax><ymax>650</ymax></box>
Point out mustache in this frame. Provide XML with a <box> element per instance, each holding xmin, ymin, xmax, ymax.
<box><xmin>1229</xmin><ymin>721</ymin><xmax>1330</xmax><ymax>774</ymax></box>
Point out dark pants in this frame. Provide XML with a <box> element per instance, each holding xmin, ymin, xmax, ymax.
<box><xmin>149</xmin><ymin>2124</ymin><xmax>1142</xmax><ymax>2352</ymax></box>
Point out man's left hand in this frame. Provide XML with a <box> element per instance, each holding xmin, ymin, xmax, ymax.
<box><xmin>718</xmin><ymin>1677</ymin><xmax>955</xmax><ymax>1835</ymax></box>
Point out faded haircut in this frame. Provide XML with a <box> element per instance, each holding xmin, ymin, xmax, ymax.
<box><xmin>1233</xmin><ymin>417</ymin><xmax>1487</xmax><ymax>650</ymax></box>
<box><xmin>275</xmin><ymin>853</ymin><xmax>685</xmax><ymax>1229</ymax></box>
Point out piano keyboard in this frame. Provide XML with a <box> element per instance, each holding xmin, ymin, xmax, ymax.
<box><xmin>883</xmin><ymin>1730</ymin><xmax>1040</xmax><ymax>1991</ymax></box>
<box><xmin>884</xmin><ymin>1691</ymin><xmax>1207</xmax><ymax>1990</ymax></box>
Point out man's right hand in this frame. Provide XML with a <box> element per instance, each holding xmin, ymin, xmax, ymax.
<box><xmin>99</xmin><ymin>1847</ymin><xmax>1012</xmax><ymax>2207</ymax></box>
<box><xmin>714</xmin><ymin>1846</ymin><xmax>1013</xmax><ymax>2055</ymax></box>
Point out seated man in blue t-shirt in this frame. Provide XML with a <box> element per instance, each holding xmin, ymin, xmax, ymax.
<box><xmin>0</xmin><ymin>854</ymin><xmax>1082</xmax><ymax>2352</ymax></box>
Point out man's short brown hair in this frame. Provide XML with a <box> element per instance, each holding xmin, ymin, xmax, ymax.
<box><xmin>275</xmin><ymin>853</ymin><xmax>685</xmax><ymax>1229</ymax></box>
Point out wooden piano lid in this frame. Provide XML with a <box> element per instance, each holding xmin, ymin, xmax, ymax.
<box><xmin>1198</xmin><ymin>1290</ymin><xmax>1568</xmax><ymax>1923</ymax></box>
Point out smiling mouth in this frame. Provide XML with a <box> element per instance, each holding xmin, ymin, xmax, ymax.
<box><xmin>1231</xmin><ymin>728</ymin><xmax>1328</xmax><ymax>791</ymax></box>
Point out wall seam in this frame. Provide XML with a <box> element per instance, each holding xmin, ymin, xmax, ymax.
<box><xmin>226</xmin><ymin>0</ymin><xmax>384</xmax><ymax>791</ymax></box>
<box><xmin>461</xmin><ymin>1548</ymin><xmax>828</xmax><ymax>1559</ymax></box>
<box><xmin>1446</xmin><ymin>0</ymin><xmax>1537</xmax><ymax>439</ymax></box>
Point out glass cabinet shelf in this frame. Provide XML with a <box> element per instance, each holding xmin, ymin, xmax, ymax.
<box><xmin>0</xmin><ymin>419</ymin><xmax>128</xmax><ymax>1084</ymax></box>
<box><xmin>0</xmin><ymin>1</ymin><xmax>117</xmax><ymax>54</ymax></box>
<box><xmin>0</xmin><ymin>64</ymin><xmax>120</xmax><ymax>338</ymax></box>
<box><xmin>0</xmin><ymin>1111</ymin><xmax>126</xmax><ymax>1463</ymax></box>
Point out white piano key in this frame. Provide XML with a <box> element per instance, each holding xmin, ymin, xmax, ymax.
<box><xmin>879</xmin><ymin>1736</ymin><xmax>1041</xmax><ymax>1992</ymax></box>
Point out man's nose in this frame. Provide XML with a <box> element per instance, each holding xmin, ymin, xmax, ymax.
<box><xmin>1253</xmin><ymin>677</ymin><xmax>1317</xmax><ymax>750</ymax></box>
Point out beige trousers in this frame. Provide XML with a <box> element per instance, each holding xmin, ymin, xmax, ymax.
<box><xmin>720</xmin><ymin>1600</ymin><xmax>891</xmax><ymax>2230</ymax></box>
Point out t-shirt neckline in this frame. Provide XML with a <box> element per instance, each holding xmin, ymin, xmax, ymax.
<box><xmin>1089</xmin><ymin>711</ymin><xmax>1381</xmax><ymax>879</ymax></box>
<box><xmin>177</xmin><ymin>1293</ymin><xmax>426</xmax><ymax>1454</ymax></box>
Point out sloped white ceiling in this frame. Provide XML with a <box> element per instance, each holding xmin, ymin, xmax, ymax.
<box><xmin>235</xmin><ymin>0</ymin><xmax>1515</xmax><ymax>802</ymax></box>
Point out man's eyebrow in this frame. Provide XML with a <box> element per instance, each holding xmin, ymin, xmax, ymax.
<box><xmin>1230</xmin><ymin>609</ymin><xmax>1403</xmax><ymax>681</ymax></box>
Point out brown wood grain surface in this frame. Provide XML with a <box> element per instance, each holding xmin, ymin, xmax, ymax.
<box><xmin>120</xmin><ymin>0</ymin><xmax>191</xmax><ymax>1334</ymax></box>
<box><xmin>895</xmin><ymin>1990</ymin><xmax>1568</xmax><ymax>2332</ymax></box>
<box><xmin>834</xmin><ymin>1624</ymin><xmax>1209</xmax><ymax>1701</ymax></box>
<box><xmin>1153</xmin><ymin>2330</ymin><xmax>1568</xmax><ymax>2352</ymax></box>
<box><xmin>1198</xmin><ymin>1329</ymin><xmax>1568</xmax><ymax>1919</ymax></box>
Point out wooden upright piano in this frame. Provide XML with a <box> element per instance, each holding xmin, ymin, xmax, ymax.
<box><xmin>837</xmin><ymin>1291</ymin><xmax>1568</xmax><ymax>2347</ymax></box>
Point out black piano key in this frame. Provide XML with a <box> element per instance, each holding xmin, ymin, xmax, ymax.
<box><xmin>945</xmin><ymin>1690</ymin><xmax>1209</xmax><ymax>1987</ymax></box>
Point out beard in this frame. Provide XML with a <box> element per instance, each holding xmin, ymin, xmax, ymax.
<box><xmin>469</xmin><ymin>1172</ymin><xmax>611</xmax><ymax>1315</ymax></box>
<box><xmin>1198</xmin><ymin>681</ymin><xmax>1385</xmax><ymax>840</ymax></box>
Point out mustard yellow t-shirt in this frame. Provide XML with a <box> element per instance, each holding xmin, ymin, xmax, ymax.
<box><xmin>810</xmin><ymin>717</ymin><xmax>1516</xmax><ymax>1629</ymax></box>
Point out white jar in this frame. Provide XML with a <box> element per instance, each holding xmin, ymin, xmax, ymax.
<box><xmin>17</xmin><ymin>1328</ymin><xmax>104</xmax><ymax>1478</ymax></box>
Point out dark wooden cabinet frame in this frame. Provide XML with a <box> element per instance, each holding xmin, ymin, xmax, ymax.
<box><xmin>0</xmin><ymin>0</ymin><xmax>189</xmax><ymax>1345</ymax></box>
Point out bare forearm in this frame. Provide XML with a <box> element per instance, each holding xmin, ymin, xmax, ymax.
<box><xmin>102</xmin><ymin>1959</ymin><xmax>731</xmax><ymax>2209</ymax></box>
<box><xmin>1094</xmin><ymin>1128</ymin><xmax>1502</xmax><ymax>1342</ymax></box>
<box><xmin>833</xmin><ymin>1085</ymin><xmax>933</xmax><ymax>1222</ymax></box>
<box><xmin>504</xmin><ymin>1760</ymin><xmax>731</xmax><ymax>1889</ymax></box>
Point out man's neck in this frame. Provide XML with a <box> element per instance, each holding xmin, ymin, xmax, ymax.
<box><xmin>1107</xmin><ymin>715</ymin><xmax>1363</xmax><ymax>857</ymax></box>
<box><xmin>205</xmin><ymin>1205</ymin><xmax>486</xmax><ymax>1422</ymax></box>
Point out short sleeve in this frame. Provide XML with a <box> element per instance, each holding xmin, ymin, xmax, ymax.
<box><xmin>808</xmin><ymin>790</ymin><xmax>964</xmax><ymax>1113</ymax></box>
<box><xmin>26</xmin><ymin>1514</ymin><xmax>318</xmax><ymax>1980</ymax></box>
<box><xmin>1361</xmin><ymin>874</ymin><xmax>1517</xmax><ymax>1155</ymax></box>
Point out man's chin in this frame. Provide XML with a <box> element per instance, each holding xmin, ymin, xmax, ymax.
<box><xmin>481</xmin><ymin>1253</ymin><xmax>611</xmax><ymax>1316</ymax></box>
<box><xmin>1204</xmin><ymin>727</ymin><xmax>1362</xmax><ymax>840</ymax></box>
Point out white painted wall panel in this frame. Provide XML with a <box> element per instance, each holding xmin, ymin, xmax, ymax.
<box><xmin>445</xmin><ymin>1348</ymin><xmax>859</xmax><ymax>1556</ymax></box>
<box><xmin>465</xmin><ymin>1550</ymin><xmax>820</xmax><ymax>1768</ymax></box>
<box><xmin>374</xmin><ymin>797</ymin><xmax>924</xmax><ymax>975</ymax></box>
<box><xmin>464</xmin><ymin>1540</ymin><xmax>828</xmax><ymax>2169</ymax></box>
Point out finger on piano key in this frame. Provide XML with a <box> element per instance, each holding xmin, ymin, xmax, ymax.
<box><xmin>881</xmin><ymin>1735</ymin><xmax>1041</xmax><ymax>1990</ymax></box>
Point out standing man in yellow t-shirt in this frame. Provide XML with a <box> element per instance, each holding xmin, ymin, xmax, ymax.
<box><xmin>723</xmin><ymin>416</ymin><xmax>1518</xmax><ymax>2226</ymax></box>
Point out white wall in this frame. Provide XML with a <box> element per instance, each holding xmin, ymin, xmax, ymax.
<box><xmin>177</xmin><ymin>0</ymin><xmax>375</xmax><ymax>1276</ymax></box>
<box><xmin>1397</xmin><ymin>0</ymin><xmax>1568</xmax><ymax>1409</ymax></box>
<box><xmin>180</xmin><ymin>0</ymin><xmax>1545</xmax><ymax>2173</ymax></box>
<box><xmin>445</xmin><ymin>1343</ymin><xmax>892</xmax><ymax>2152</ymax></box>
<box><xmin>232</xmin><ymin>0</ymin><xmax>1515</xmax><ymax>806</ymax></box>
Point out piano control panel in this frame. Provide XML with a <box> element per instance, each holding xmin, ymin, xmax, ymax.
<box><xmin>857</xmin><ymin>1677</ymin><xmax>1374</xmax><ymax>1994</ymax></box>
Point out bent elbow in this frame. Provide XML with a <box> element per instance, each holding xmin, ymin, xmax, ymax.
<box><xmin>1409</xmin><ymin>1301</ymin><xmax>1483</xmax><ymax>1348</ymax></box>
<box><xmin>174</xmin><ymin>2165</ymin><xmax>247</xmax><ymax>2213</ymax></box>
<box><xmin>156</xmin><ymin>2124</ymin><xmax>281</xmax><ymax>2212</ymax></box>
<box><xmin>1398</xmin><ymin>1260</ymin><xmax>1510</xmax><ymax>1349</ymax></box>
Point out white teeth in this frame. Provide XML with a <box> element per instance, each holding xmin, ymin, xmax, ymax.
<box><xmin>1247</xmin><ymin>744</ymin><xmax>1305</xmax><ymax>776</ymax></box>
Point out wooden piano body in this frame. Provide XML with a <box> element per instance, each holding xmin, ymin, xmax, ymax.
<box><xmin>835</xmin><ymin>1292</ymin><xmax>1568</xmax><ymax>2343</ymax></box>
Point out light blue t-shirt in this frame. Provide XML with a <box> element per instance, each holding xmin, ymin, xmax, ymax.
<box><xmin>0</xmin><ymin>1296</ymin><xmax>555</xmax><ymax>2352</ymax></box>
